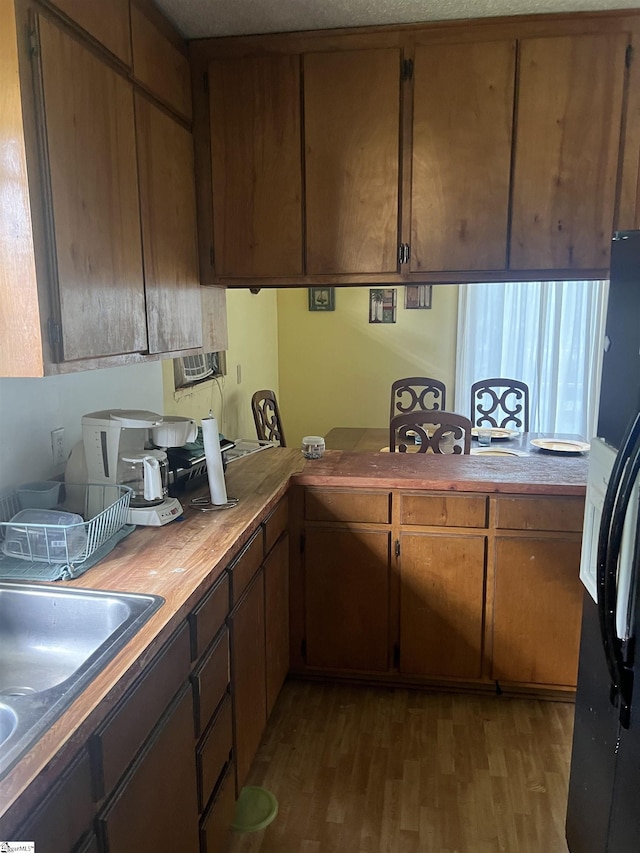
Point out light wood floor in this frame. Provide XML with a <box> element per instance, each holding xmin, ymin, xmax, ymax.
<box><xmin>227</xmin><ymin>680</ymin><xmax>574</xmax><ymax>853</ymax></box>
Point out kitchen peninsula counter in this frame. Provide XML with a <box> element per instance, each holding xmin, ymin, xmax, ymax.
<box><xmin>292</xmin><ymin>448</ymin><xmax>588</xmax><ymax>495</ymax></box>
<box><xmin>0</xmin><ymin>446</ymin><xmax>587</xmax><ymax>836</ymax></box>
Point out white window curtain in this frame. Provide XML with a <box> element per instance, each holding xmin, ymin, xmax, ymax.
<box><xmin>454</xmin><ymin>280</ymin><xmax>609</xmax><ymax>440</ymax></box>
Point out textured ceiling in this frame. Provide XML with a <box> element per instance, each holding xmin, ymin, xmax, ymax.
<box><xmin>153</xmin><ymin>0</ymin><xmax>640</xmax><ymax>39</ymax></box>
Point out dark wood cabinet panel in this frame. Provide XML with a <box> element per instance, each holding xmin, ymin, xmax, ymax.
<box><xmin>15</xmin><ymin>750</ymin><xmax>94</xmax><ymax>853</ymax></box>
<box><xmin>98</xmin><ymin>686</ymin><xmax>199</xmax><ymax>853</ymax></box>
<box><xmin>229</xmin><ymin>569</ymin><xmax>267</xmax><ymax>790</ymax></box>
<box><xmin>197</xmin><ymin>695</ymin><xmax>233</xmax><ymax>813</ymax></box>
<box><xmin>229</xmin><ymin>528</ymin><xmax>264</xmax><ymax>605</ymax></box>
<box><xmin>305</xmin><ymin>489</ymin><xmax>391</xmax><ymax>524</ymax></box>
<box><xmin>35</xmin><ymin>14</ymin><xmax>147</xmax><ymax>361</ymax></box>
<box><xmin>494</xmin><ymin>496</ymin><xmax>585</xmax><ymax>532</ymax></box>
<box><xmin>400</xmin><ymin>493</ymin><xmax>488</xmax><ymax>528</ymax></box>
<box><xmin>209</xmin><ymin>54</ymin><xmax>303</xmax><ymax>277</ymax></box>
<box><xmin>191</xmin><ymin>627</ymin><xmax>230</xmax><ymax>737</ymax></box>
<box><xmin>304</xmin><ymin>48</ymin><xmax>401</xmax><ymax>275</ymax></box>
<box><xmin>135</xmin><ymin>94</ymin><xmax>202</xmax><ymax>354</ymax></box>
<box><xmin>492</xmin><ymin>536</ymin><xmax>583</xmax><ymax>686</ymax></box>
<box><xmin>49</xmin><ymin>0</ymin><xmax>131</xmax><ymax>64</ymax></box>
<box><xmin>399</xmin><ymin>532</ymin><xmax>486</xmax><ymax>679</ymax></box>
<box><xmin>91</xmin><ymin>624</ymin><xmax>191</xmax><ymax>795</ymax></box>
<box><xmin>510</xmin><ymin>32</ymin><xmax>628</xmax><ymax>270</ymax></box>
<box><xmin>189</xmin><ymin>571</ymin><xmax>230</xmax><ymax>661</ymax></box>
<box><xmin>265</xmin><ymin>533</ymin><xmax>290</xmax><ymax>715</ymax></box>
<box><xmin>200</xmin><ymin>764</ymin><xmax>236</xmax><ymax>853</ymax></box>
<box><xmin>305</xmin><ymin>527</ymin><xmax>391</xmax><ymax>671</ymax></box>
<box><xmin>411</xmin><ymin>40</ymin><xmax>515</xmax><ymax>272</ymax></box>
<box><xmin>131</xmin><ymin>2</ymin><xmax>192</xmax><ymax>120</ymax></box>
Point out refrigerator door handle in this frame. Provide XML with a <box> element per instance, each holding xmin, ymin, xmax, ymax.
<box><xmin>604</xmin><ymin>440</ymin><xmax>640</xmax><ymax>728</ymax></box>
<box><xmin>597</xmin><ymin>412</ymin><xmax>640</xmax><ymax>727</ymax></box>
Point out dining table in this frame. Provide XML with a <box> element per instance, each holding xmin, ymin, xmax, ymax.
<box><xmin>323</xmin><ymin>426</ymin><xmax>591</xmax><ymax>455</ymax></box>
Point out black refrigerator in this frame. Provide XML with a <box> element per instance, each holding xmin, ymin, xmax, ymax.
<box><xmin>565</xmin><ymin>230</ymin><xmax>640</xmax><ymax>852</ymax></box>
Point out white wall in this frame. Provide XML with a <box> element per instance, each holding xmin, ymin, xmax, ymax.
<box><xmin>0</xmin><ymin>362</ymin><xmax>164</xmax><ymax>490</ymax></box>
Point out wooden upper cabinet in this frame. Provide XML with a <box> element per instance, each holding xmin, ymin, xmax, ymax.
<box><xmin>209</xmin><ymin>54</ymin><xmax>303</xmax><ymax>278</ymax></box>
<box><xmin>48</xmin><ymin>0</ymin><xmax>131</xmax><ymax>65</ymax></box>
<box><xmin>510</xmin><ymin>32</ymin><xmax>628</xmax><ymax>271</ymax></box>
<box><xmin>304</xmin><ymin>48</ymin><xmax>401</xmax><ymax>275</ymax></box>
<box><xmin>135</xmin><ymin>94</ymin><xmax>202</xmax><ymax>353</ymax></box>
<box><xmin>410</xmin><ymin>40</ymin><xmax>515</xmax><ymax>272</ymax></box>
<box><xmin>36</xmin><ymin>14</ymin><xmax>147</xmax><ymax>361</ymax></box>
<box><xmin>131</xmin><ymin>2</ymin><xmax>192</xmax><ymax>121</ymax></box>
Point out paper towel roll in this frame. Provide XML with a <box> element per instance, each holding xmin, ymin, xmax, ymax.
<box><xmin>201</xmin><ymin>416</ymin><xmax>228</xmax><ymax>505</ymax></box>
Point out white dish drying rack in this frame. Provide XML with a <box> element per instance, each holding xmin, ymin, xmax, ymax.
<box><xmin>0</xmin><ymin>484</ymin><xmax>133</xmax><ymax>579</ymax></box>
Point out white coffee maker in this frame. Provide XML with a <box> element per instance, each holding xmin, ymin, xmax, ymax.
<box><xmin>79</xmin><ymin>409</ymin><xmax>185</xmax><ymax>526</ymax></box>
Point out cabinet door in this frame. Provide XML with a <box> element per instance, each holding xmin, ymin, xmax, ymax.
<box><xmin>264</xmin><ymin>532</ymin><xmax>290</xmax><ymax>715</ymax></box>
<box><xmin>135</xmin><ymin>94</ymin><xmax>202</xmax><ymax>353</ymax></box>
<box><xmin>48</xmin><ymin>0</ymin><xmax>131</xmax><ymax>65</ymax></box>
<box><xmin>36</xmin><ymin>14</ymin><xmax>146</xmax><ymax>360</ymax></box>
<box><xmin>399</xmin><ymin>532</ymin><xmax>486</xmax><ymax>680</ymax></box>
<box><xmin>209</xmin><ymin>54</ymin><xmax>303</xmax><ymax>278</ymax></box>
<box><xmin>492</xmin><ymin>536</ymin><xmax>583</xmax><ymax>686</ymax></box>
<box><xmin>510</xmin><ymin>32</ymin><xmax>628</xmax><ymax>271</ymax></box>
<box><xmin>305</xmin><ymin>527</ymin><xmax>391</xmax><ymax>671</ymax></box>
<box><xmin>229</xmin><ymin>569</ymin><xmax>267</xmax><ymax>791</ymax></box>
<box><xmin>304</xmin><ymin>48</ymin><xmax>401</xmax><ymax>275</ymax></box>
<box><xmin>98</xmin><ymin>685</ymin><xmax>199</xmax><ymax>852</ymax></box>
<box><xmin>411</xmin><ymin>41</ymin><xmax>515</xmax><ymax>272</ymax></box>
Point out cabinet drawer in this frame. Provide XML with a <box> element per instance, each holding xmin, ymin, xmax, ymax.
<box><xmin>197</xmin><ymin>694</ymin><xmax>233</xmax><ymax>812</ymax></box>
<box><xmin>494</xmin><ymin>496</ymin><xmax>585</xmax><ymax>531</ymax></box>
<box><xmin>200</xmin><ymin>763</ymin><xmax>236</xmax><ymax>853</ymax></box>
<box><xmin>229</xmin><ymin>528</ymin><xmax>264</xmax><ymax>605</ymax></box>
<box><xmin>264</xmin><ymin>495</ymin><xmax>289</xmax><ymax>555</ymax></box>
<box><xmin>15</xmin><ymin>750</ymin><xmax>94</xmax><ymax>853</ymax></box>
<box><xmin>98</xmin><ymin>685</ymin><xmax>199</xmax><ymax>852</ymax></box>
<box><xmin>91</xmin><ymin>623</ymin><xmax>191</xmax><ymax>796</ymax></box>
<box><xmin>192</xmin><ymin>626</ymin><xmax>230</xmax><ymax>737</ymax></box>
<box><xmin>400</xmin><ymin>493</ymin><xmax>488</xmax><ymax>527</ymax></box>
<box><xmin>189</xmin><ymin>571</ymin><xmax>230</xmax><ymax>661</ymax></box>
<box><xmin>305</xmin><ymin>489</ymin><xmax>391</xmax><ymax>523</ymax></box>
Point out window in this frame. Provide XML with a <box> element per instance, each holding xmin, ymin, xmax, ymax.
<box><xmin>454</xmin><ymin>280</ymin><xmax>609</xmax><ymax>439</ymax></box>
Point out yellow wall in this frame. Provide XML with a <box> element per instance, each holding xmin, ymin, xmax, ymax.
<box><xmin>162</xmin><ymin>288</ymin><xmax>280</xmax><ymax>441</ymax></box>
<box><xmin>277</xmin><ymin>285</ymin><xmax>459</xmax><ymax>446</ymax></box>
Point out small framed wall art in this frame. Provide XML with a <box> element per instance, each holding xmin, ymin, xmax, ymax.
<box><xmin>308</xmin><ymin>287</ymin><xmax>335</xmax><ymax>311</ymax></box>
<box><xmin>369</xmin><ymin>288</ymin><xmax>397</xmax><ymax>324</ymax></box>
<box><xmin>404</xmin><ymin>284</ymin><xmax>433</xmax><ymax>309</ymax></box>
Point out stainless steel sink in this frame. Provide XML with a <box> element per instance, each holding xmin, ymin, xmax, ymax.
<box><xmin>0</xmin><ymin>581</ymin><xmax>164</xmax><ymax>780</ymax></box>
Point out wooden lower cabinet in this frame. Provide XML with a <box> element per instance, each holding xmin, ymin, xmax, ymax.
<box><xmin>399</xmin><ymin>532</ymin><xmax>486</xmax><ymax>680</ymax></box>
<box><xmin>97</xmin><ymin>685</ymin><xmax>199</xmax><ymax>852</ymax></box>
<box><xmin>492</xmin><ymin>535</ymin><xmax>583</xmax><ymax>687</ymax></box>
<box><xmin>200</xmin><ymin>764</ymin><xmax>236</xmax><ymax>853</ymax></box>
<box><xmin>304</xmin><ymin>527</ymin><xmax>391</xmax><ymax>671</ymax></box>
<box><xmin>265</xmin><ymin>532</ymin><xmax>290</xmax><ymax>715</ymax></box>
<box><xmin>296</xmin><ymin>487</ymin><xmax>584</xmax><ymax>695</ymax></box>
<box><xmin>229</xmin><ymin>568</ymin><xmax>267</xmax><ymax>791</ymax></box>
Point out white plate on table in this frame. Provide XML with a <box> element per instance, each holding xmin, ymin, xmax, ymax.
<box><xmin>471</xmin><ymin>427</ymin><xmax>520</xmax><ymax>440</ymax></box>
<box><xmin>530</xmin><ymin>438</ymin><xmax>590</xmax><ymax>454</ymax></box>
<box><xmin>471</xmin><ymin>447</ymin><xmax>528</xmax><ymax>457</ymax></box>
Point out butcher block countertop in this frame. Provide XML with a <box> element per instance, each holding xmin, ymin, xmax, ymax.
<box><xmin>0</xmin><ymin>444</ymin><xmax>587</xmax><ymax>831</ymax></box>
<box><xmin>294</xmin><ymin>448</ymin><xmax>588</xmax><ymax>495</ymax></box>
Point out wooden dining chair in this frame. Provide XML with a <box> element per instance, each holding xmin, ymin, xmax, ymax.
<box><xmin>390</xmin><ymin>411</ymin><xmax>472</xmax><ymax>454</ymax></box>
<box><xmin>470</xmin><ymin>378</ymin><xmax>530</xmax><ymax>431</ymax></box>
<box><xmin>251</xmin><ymin>390</ymin><xmax>286</xmax><ymax>446</ymax></box>
<box><xmin>390</xmin><ymin>377</ymin><xmax>447</xmax><ymax>419</ymax></box>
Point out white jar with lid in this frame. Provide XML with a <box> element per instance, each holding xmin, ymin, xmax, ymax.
<box><xmin>301</xmin><ymin>436</ymin><xmax>325</xmax><ymax>459</ymax></box>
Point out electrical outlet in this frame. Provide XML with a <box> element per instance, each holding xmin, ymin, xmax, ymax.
<box><xmin>51</xmin><ymin>427</ymin><xmax>65</xmax><ymax>465</ymax></box>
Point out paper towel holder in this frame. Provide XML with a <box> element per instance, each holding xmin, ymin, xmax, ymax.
<box><xmin>190</xmin><ymin>495</ymin><xmax>240</xmax><ymax>511</ymax></box>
